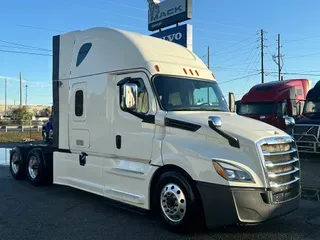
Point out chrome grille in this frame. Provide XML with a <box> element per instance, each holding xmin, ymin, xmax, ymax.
<box><xmin>293</xmin><ymin>124</ymin><xmax>320</xmax><ymax>153</ymax></box>
<box><xmin>257</xmin><ymin>136</ymin><xmax>301</xmax><ymax>204</ymax></box>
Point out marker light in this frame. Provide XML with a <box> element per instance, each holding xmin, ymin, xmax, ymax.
<box><xmin>195</xmin><ymin>70</ymin><xmax>199</xmax><ymax>76</ymax></box>
<box><xmin>212</xmin><ymin>161</ymin><xmax>254</xmax><ymax>182</ymax></box>
<box><xmin>183</xmin><ymin>68</ymin><xmax>188</xmax><ymax>74</ymax></box>
<box><xmin>189</xmin><ymin>69</ymin><xmax>193</xmax><ymax>75</ymax></box>
<box><xmin>155</xmin><ymin>65</ymin><xmax>160</xmax><ymax>72</ymax></box>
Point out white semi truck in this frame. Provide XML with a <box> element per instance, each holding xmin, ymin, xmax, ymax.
<box><xmin>9</xmin><ymin>27</ymin><xmax>301</xmax><ymax>233</ymax></box>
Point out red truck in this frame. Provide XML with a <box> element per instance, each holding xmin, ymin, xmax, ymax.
<box><xmin>236</xmin><ymin>79</ymin><xmax>312</xmax><ymax>131</ymax></box>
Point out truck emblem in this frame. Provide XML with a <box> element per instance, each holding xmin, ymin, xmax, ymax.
<box><xmin>274</xmin><ymin>137</ymin><xmax>290</xmax><ymax>143</ymax></box>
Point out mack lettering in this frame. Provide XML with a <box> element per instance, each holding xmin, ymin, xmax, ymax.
<box><xmin>151</xmin><ymin>5</ymin><xmax>183</xmax><ymax>22</ymax></box>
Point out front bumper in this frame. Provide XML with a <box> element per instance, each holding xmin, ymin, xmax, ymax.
<box><xmin>195</xmin><ymin>181</ymin><xmax>300</xmax><ymax>229</ymax></box>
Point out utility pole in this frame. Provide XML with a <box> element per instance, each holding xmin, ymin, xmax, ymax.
<box><xmin>272</xmin><ymin>34</ymin><xmax>283</xmax><ymax>81</ymax></box>
<box><xmin>260</xmin><ymin>29</ymin><xmax>264</xmax><ymax>83</ymax></box>
<box><xmin>277</xmin><ymin>34</ymin><xmax>281</xmax><ymax>81</ymax></box>
<box><xmin>207</xmin><ymin>46</ymin><xmax>210</xmax><ymax>68</ymax></box>
<box><xmin>19</xmin><ymin>72</ymin><xmax>22</xmax><ymax>106</ymax></box>
<box><xmin>5</xmin><ymin>78</ymin><xmax>7</xmax><ymax>119</ymax></box>
<box><xmin>25</xmin><ymin>84</ymin><xmax>28</xmax><ymax>106</ymax></box>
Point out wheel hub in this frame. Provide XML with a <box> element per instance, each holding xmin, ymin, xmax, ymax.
<box><xmin>160</xmin><ymin>183</ymin><xmax>187</xmax><ymax>223</ymax></box>
<box><xmin>28</xmin><ymin>156</ymin><xmax>39</xmax><ymax>179</ymax></box>
<box><xmin>11</xmin><ymin>153</ymin><xmax>19</xmax><ymax>174</ymax></box>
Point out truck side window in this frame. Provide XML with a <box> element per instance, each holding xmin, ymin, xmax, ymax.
<box><xmin>76</xmin><ymin>43</ymin><xmax>92</xmax><ymax>67</ymax></box>
<box><xmin>75</xmin><ymin>90</ymin><xmax>84</xmax><ymax>116</ymax></box>
<box><xmin>120</xmin><ymin>78</ymin><xmax>149</xmax><ymax>114</ymax></box>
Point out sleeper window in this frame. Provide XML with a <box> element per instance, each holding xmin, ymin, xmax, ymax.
<box><xmin>75</xmin><ymin>90</ymin><xmax>83</xmax><ymax>116</ymax></box>
<box><xmin>76</xmin><ymin>43</ymin><xmax>92</xmax><ymax>67</ymax></box>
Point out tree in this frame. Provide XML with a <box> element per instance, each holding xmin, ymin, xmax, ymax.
<box><xmin>10</xmin><ymin>106</ymin><xmax>32</xmax><ymax>125</ymax></box>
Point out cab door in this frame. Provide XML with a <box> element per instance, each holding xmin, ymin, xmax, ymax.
<box><xmin>113</xmin><ymin>72</ymin><xmax>156</xmax><ymax>163</ymax></box>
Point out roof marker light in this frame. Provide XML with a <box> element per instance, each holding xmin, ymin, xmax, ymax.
<box><xmin>155</xmin><ymin>65</ymin><xmax>160</xmax><ymax>72</ymax></box>
<box><xmin>195</xmin><ymin>70</ymin><xmax>199</xmax><ymax>76</ymax></box>
<box><xmin>183</xmin><ymin>68</ymin><xmax>188</xmax><ymax>74</ymax></box>
<box><xmin>189</xmin><ymin>69</ymin><xmax>194</xmax><ymax>75</ymax></box>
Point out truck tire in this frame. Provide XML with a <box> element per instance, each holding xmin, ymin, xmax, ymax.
<box><xmin>26</xmin><ymin>148</ymin><xmax>47</xmax><ymax>186</ymax></box>
<box><xmin>9</xmin><ymin>147</ymin><xmax>26</xmax><ymax>180</ymax></box>
<box><xmin>153</xmin><ymin>171</ymin><xmax>204</xmax><ymax>233</ymax></box>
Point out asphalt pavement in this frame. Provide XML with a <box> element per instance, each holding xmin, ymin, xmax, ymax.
<box><xmin>1</xmin><ymin>166</ymin><xmax>320</xmax><ymax>240</ymax></box>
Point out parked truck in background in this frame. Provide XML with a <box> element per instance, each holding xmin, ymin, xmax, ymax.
<box><xmin>292</xmin><ymin>80</ymin><xmax>320</xmax><ymax>154</ymax></box>
<box><xmin>8</xmin><ymin>27</ymin><xmax>301</xmax><ymax>233</ymax></box>
<box><xmin>236</xmin><ymin>79</ymin><xmax>311</xmax><ymax>132</ymax></box>
<box><xmin>42</xmin><ymin>114</ymin><xmax>53</xmax><ymax>144</ymax></box>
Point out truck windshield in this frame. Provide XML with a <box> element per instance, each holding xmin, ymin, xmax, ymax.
<box><xmin>238</xmin><ymin>102</ymin><xmax>274</xmax><ymax>115</ymax></box>
<box><xmin>153</xmin><ymin>76</ymin><xmax>229</xmax><ymax>112</ymax></box>
<box><xmin>303</xmin><ymin>100</ymin><xmax>320</xmax><ymax>115</ymax></box>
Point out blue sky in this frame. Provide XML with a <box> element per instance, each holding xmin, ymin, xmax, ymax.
<box><xmin>0</xmin><ymin>0</ymin><xmax>320</xmax><ymax>105</ymax></box>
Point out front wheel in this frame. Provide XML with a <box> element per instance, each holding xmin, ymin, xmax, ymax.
<box><xmin>153</xmin><ymin>171</ymin><xmax>204</xmax><ymax>233</ymax></box>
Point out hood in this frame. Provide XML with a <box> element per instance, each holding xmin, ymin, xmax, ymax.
<box><xmin>165</xmin><ymin>111</ymin><xmax>288</xmax><ymax>143</ymax></box>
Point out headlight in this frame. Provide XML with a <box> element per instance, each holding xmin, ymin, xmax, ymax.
<box><xmin>212</xmin><ymin>161</ymin><xmax>255</xmax><ymax>182</ymax></box>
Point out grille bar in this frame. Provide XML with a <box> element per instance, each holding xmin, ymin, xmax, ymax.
<box><xmin>268</xmin><ymin>167</ymin><xmax>299</xmax><ymax>178</ymax></box>
<box><xmin>265</xmin><ymin>157</ymin><xmax>299</xmax><ymax>167</ymax></box>
<box><xmin>270</xmin><ymin>177</ymin><xmax>300</xmax><ymax>188</ymax></box>
<box><xmin>257</xmin><ymin>136</ymin><xmax>301</xmax><ymax>204</ymax></box>
<box><xmin>263</xmin><ymin>148</ymin><xmax>297</xmax><ymax>156</ymax></box>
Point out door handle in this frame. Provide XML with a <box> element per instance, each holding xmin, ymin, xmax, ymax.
<box><xmin>116</xmin><ymin>135</ymin><xmax>121</xmax><ymax>149</ymax></box>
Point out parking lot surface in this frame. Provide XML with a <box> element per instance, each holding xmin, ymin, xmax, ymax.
<box><xmin>1</xmin><ymin>166</ymin><xmax>320</xmax><ymax>240</ymax></box>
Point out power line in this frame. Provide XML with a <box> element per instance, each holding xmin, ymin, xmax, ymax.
<box><xmin>219</xmin><ymin>73</ymin><xmax>261</xmax><ymax>84</ymax></box>
<box><xmin>0</xmin><ymin>49</ymin><xmax>52</xmax><ymax>56</ymax></box>
<box><xmin>0</xmin><ymin>39</ymin><xmax>51</xmax><ymax>52</ymax></box>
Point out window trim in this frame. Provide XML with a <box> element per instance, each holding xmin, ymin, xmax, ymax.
<box><xmin>75</xmin><ymin>90</ymin><xmax>84</xmax><ymax>117</ymax></box>
<box><xmin>76</xmin><ymin>42</ymin><xmax>92</xmax><ymax>67</ymax></box>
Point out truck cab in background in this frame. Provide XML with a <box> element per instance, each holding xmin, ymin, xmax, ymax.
<box><xmin>235</xmin><ymin>79</ymin><xmax>311</xmax><ymax>132</ymax></box>
<box><xmin>292</xmin><ymin>80</ymin><xmax>320</xmax><ymax>154</ymax></box>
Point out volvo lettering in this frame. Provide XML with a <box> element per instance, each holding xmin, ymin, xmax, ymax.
<box><xmin>161</xmin><ymin>32</ymin><xmax>182</xmax><ymax>41</ymax></box>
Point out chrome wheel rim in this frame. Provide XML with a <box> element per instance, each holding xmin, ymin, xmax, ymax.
<box><xmin>160</xmin><ymin>183</ymin><xmax>187</xmax><ymax>223</ymax></box>
<box><xmin>43</xmin><ymin>131</ymin><xmax>47</xmax><ymax>141</ymax></box>
<box><xmin>11</xmin><ymin>153</ymin><xmax>19</xmax><ymax>174</ymax></box>
<box><xmin>28</xmin><ymin>156</ymin><xmax>39</xmax><ymax>179</ymax></box>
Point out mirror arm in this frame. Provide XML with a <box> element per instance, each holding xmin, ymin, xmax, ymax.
<box><xmin>208</xmin><ymin>121</ymin><xmax>240</xmax><ymax>149</ymax></box>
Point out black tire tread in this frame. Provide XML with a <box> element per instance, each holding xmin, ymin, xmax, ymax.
<box><xmin>153</xmin><ymin>170</ymin><xmax>204</xmax><ymax>233</ymax></box>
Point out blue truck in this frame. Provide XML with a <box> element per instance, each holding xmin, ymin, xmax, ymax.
<box><xmin>42</xmin><ymin>115</ymin><xmax>53</xmax><ymax>144</ymax></box>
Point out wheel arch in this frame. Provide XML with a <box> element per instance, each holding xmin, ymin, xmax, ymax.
<box><xmin>149</xmin><ymin>164</ymin><xmax>204</xmax><ymax>214</ymax></box>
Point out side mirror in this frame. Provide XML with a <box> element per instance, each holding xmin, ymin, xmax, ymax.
<box><xmin>208</xmin><ymin>116</ymin><xmax>222</xmax><ymax>129</ymax></box>
<box><xmin>284</xmin><ymin>115</ymin><xmax>295</xmax><ymax>127</ymax></box>
<box><xmin>228</xmin><ymin>92</ymin><xmax>235</xmax><ymax>112</ymax></box>
<box><xmin>123</xmin><ymin>83</ymin><xmax>138</xmax><ymax>111</ymax></box>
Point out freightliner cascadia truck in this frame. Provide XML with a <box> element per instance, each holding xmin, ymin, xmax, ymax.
<box><xmin>8</xmin><ymin>27</ymin><xmax>301</xmax><ymax>233</ymax></box>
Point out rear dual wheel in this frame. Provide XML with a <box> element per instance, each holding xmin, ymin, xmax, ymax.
<box><xmin>153</xmin><ymin>171</ymin><xmax>205</xmax><ymax>233</ymax></box>
<box><xmin>10</xmin><ymin>147</ymin><xmax>25</xmax><ymax>180</ymax></box>
<box><xmin>26</xmin><ymin>148</ymin><xmax>47</xmax><ymax>186</ymax></box>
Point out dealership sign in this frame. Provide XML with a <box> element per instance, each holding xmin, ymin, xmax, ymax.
<box><xmin>150</xmin><ymin>24</ymin><xmax>193</xmax><ymax>51</ymax></box>
<box><xmin>148</xmin><ymin>0</ymin><xmax>192</xmax><ymax>31</ymax></box>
